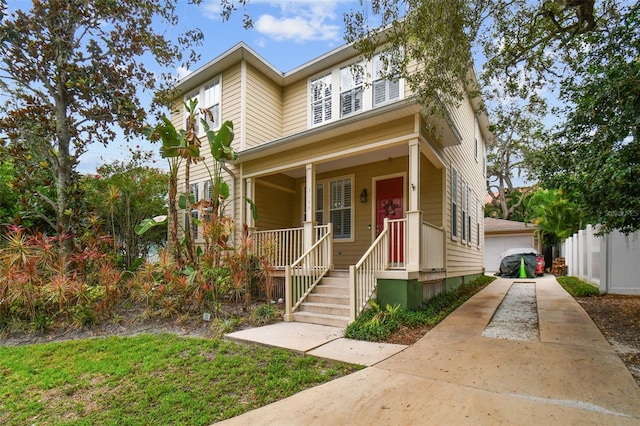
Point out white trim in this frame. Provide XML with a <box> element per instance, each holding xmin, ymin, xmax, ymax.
<box><xmin>240</xmin><ymin>59</ymin><xmax>247</xmax><ymax>151</ymax></box>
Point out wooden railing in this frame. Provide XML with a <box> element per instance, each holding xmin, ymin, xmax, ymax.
<box><xmin>421</xmin><ymin>221</ymin><xmax>444</xmax><ymax>270</ymax></box>
<box><xmin>251</xmin><ymin>225</ymin><xmax>329</xmax><ymax>270</ymax></box>
<box><xmin>285</xmin><ymin>224</ymin><xmax>333</xmax><ymax>318</ymax></box>
<box><xmin>349</xmin><ymin>218</ymin><xmax>398</xmax><ymax>321</ymax></box>
<box><xmin>388</xmin><ymin>218</ymin><xmax>407</xmax><ymax>270</ymax></box>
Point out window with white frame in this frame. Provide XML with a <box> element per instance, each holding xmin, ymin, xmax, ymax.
<box><xmin>451</xmin><ymin>167</ymin><xmax>458</xmax><ymax>239</ymax></box>
<box><xmin>477</xmin><ymin>200</ymin><xmax>482</xmax><ymax>247</ymax></box>
<box><xmin>461</xmin><ymin>180</ymin><xmax>468</xmax><ymax>242</ymax></box>
<box><xmin>184</xmin><ymin>76</ymin><xmax>221</xmax><ymax>134</ymax></box>
<box><xmin>329</xmin><ymin>178</ymin><xmax>352</xmax><ymax>239</ymax></box>
<box><xmin>372</xmin><ymin>54</ymin><xmax>400</xmax><ymax>107</ymax></box>
<box><xmin>310</xmin><ymin>73</ymin><xmax>332</xmax><ymax>125</ymax></box>
<box><xmin>202</xmin><ymin>77</ymin><xmax>221</xmax><ymax>129</ymax></box>
<box><xmin>467</xmin><ymin>187</ymin><xmax>473</xmax><ymax>246</ymax></box>
<box><xmin>186</xmin><ymin>183</ymin><xmax>200</xmax><ymax>240</ymax></box>
<box><xmin>340</xmin><ymin>63</ymin><xmax>364</xmax><ymax>117</ymax></box>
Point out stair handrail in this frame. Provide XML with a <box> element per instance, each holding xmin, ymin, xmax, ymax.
<box><xmin>349</xmin><ymin>218</ymin><xmax>390</xmax><ymax>321</ymax></box>
<box><xmin>284</xmin><ymin>224</ymin><xmax>333</xmax><ymax>320</ymax></box>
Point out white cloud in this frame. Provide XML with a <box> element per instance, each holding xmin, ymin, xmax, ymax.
<box><xmin>202</xmin><ymin>1</ymin><xmax>223</xmax><ymax>20</ymax></box>
<box><xmin>253</xmin><ymin>1</ymin><xmax>346</xmax><ymax>42</ymax></box>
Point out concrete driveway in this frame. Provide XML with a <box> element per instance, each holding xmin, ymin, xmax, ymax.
<box><xmin>220</xmin><ymin>276</ymin><xmax>640</xmax><ymax>425</ymax></box>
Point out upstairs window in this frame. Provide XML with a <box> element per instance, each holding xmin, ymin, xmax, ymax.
<box><xmin>203</xmin><ymin>77</ymin><xmax>221</xmax><ymax>129</ymax></box>
<box><xmin>310</xmin><ymin>74</ymin><xmax>332</xmax><ymax>126</ymax></box>
<box><xmin>372</xmin><ymin>54</ymin><xmax>400</xmax><ymax>107</ymax></box>
<box><xmin>184</xmin><ymin>76</ymin><xmax>221</xmax><ymax>134</ymax></box>
<box><xmin>329</xmin><ymin>178</ymin><xmax>352</xmax><ymax>240</ymax></box>
<box><xmin>340</xmin><ymin>64</ymin><xmax>364</xmax><ymax>117</ymax></box>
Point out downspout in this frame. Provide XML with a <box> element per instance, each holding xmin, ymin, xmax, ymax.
<box><xmin>222</xmin><ymin>161</ymin><xmax>236</xmax><ymax>245</ymax></box>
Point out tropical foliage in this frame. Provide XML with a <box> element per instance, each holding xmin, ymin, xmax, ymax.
<box><xmin>84</xmin><ymin>154</ymin><xmax>169</xmax><ymax>270</ymax></box>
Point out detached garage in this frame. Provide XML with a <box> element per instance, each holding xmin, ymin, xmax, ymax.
<box><xmin>484</xmin><ymin>218</ymin><xmax>540</xmax><ymax>273</ymax></box>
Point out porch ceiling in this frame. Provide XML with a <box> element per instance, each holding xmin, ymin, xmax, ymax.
<box><xmin>282</xmin><ymin>144</ymin><xmax>409</xmax><ymax>179</ymax></box>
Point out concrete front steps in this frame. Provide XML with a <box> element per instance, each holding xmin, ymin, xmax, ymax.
<box><xmin>292</xmin><ymin>271</ymin><xmax>351</xmax><ymax>328</ymax></box>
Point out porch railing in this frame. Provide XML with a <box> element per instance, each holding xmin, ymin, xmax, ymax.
<box><xmin>388</xmin><ymin>218</ymin><xmax>407</xmax><ymax>270</ymax></box>
<box><xmin>252</xmin><ymin>224</ymin><xmax>330</xmax><ymax>270</ymax></box>
<box><xmin>350</xmin><ymin>218</ymin><xmax>402</xmax><ymax>321</ymax></box>
<box><xmin>285</xmin><ymin>224</ymin><xmax>333</xmax><ymax>319</ymax></box>
<box><xmin>421</xmin><ymin>221</ymin><xmax>445</xmax><ymax>270</ymax></box>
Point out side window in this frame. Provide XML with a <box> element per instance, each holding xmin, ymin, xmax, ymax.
<box><xmin>467</xmin><ymin>188</ymin><xmax>473</xmax><ymax>246</ymax></box>
<box><xmin>477</xmin><ymin>200</ymin><xmax>483</xmax><ymax>247</ymax></box>
<box><xmin>461</xmin><ymin>180</ymin><xmax>467</xmax><ymax>242</ymax></box>
<box><xmin>451</xmin><ymin>167</ymin><xmax>458</xmax><ymax>239</ymax></box>
<box><xmin>310</xmin><ymin>73</ymin><xmax>332</xmax><ymax>126</ymax></box>
<box><xmin>186</xmin><ymin>183</ymin><xmax>200</xmax><ymax>240</ymax></box>
<box><xmin>372</xmin><ymin>54</ymin><xmax>400</xmax><ymax>107</ymax></box>
<box><xmin>329</xmin><ymin>178</ymin><xmax>352</xmax><ymax>239</ymax></box>
<box><xmin>340</xmin><ymin>63</ymin><xmax>364</xmax><ymax>117</ymax></box>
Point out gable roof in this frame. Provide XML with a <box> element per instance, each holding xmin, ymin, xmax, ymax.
<box><xmin>484</xmin><ymin>217</ymin><xmax>538</xmax><ymax>235</ymax></box>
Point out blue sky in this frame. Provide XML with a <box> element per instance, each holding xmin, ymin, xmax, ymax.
<box><xmin>81</xmin><ymin>0</ymin><xmax>367</xmax><ymax>173</ymax></box>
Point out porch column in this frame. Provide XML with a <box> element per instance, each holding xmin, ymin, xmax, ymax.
<box><xmin>406</xmin><ymin>139</ymin><xmax>422</xmax><ymax>272</ymax></box>
<box><xmin>303</xmin><ymin>163</ymin><xmax>316</xmax><ymax>251</ymax></box>
<box><xmin>245</xmin><ymin>177</ymin><xmax>255</xmax><ymax>228</ymax></box>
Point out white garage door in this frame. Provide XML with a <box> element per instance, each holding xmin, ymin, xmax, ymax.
<box><xmin>485</xmin><ymin>235</ymin><xmax>534</xmax><ymax>272</ymax></box>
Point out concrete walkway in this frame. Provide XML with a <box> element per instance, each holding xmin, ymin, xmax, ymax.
<box><xmin>221</xmin><ymin>276</ymin><xmax>640</xmax><ymax>425</ymax></box>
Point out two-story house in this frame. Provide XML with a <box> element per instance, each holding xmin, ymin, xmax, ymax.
<box><xmin>171</xmin><ymin>41</ymin><xmax>492</xmax><ymax>327</ymax></box>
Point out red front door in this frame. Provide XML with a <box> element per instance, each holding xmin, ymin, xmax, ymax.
<box><xmin>376</xmin><ymin>177</ymin><xmax>404</xmax><ymax>264</ymax></box>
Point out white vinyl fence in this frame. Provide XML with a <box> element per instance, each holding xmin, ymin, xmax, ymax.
<box><xmin>562</xmin><ymin>224</ymin><xmax>640</xmax><ymax>294</ymax></box>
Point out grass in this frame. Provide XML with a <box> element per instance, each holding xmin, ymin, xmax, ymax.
<box><xmin>345</xmin><ymin>275</ymin><xmax>497</xmax><ymax>342</ymax></box>
<box><xmin>557</xmin><ymin>276</ymin><xmax>600</xmax><ymax>297</ymax></box>
<box><xmin>0</xmin><ymin>334</ymin><xmax>361</xmax><ymax>425</ymax></box>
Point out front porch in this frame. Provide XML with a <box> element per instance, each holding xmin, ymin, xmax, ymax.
<box><xmin>241</xmin><ymin>113</ymin><xmax>450</xmax><ymax>325</ymax></box>
<box><xmin>252</xmin><ymin>216</ymin><xmax>445</xmax><ymax>326</ymax></box>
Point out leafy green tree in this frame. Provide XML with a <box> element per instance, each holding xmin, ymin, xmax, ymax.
<box><xmin>525</xmin><ymin>189</ymin><xmax>590</xmax><ymax>243</ymax></box>
<box><xmin>532</xmin><ymin>3</ymin><xmax>640</xmax><ymax>235</ymax></box>
<box><xmin>0</xmin><ymin>0</ymin><xmax>203</xmax><ymax>256</ymax></box>
<box><xmin>84</xmin><ymin>153</ymin><xmax>169</xmax><ymax>270</ymax></box>
<box><xmin>0</xmin><ymin>159</ymin><xmax>18</xmax><ymax>226</ymax></box>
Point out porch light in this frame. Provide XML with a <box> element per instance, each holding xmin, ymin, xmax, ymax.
<box><xmin>360</xmin><ymin>188</ymin><xmax>368</xmax><ymax>203</ymax></box>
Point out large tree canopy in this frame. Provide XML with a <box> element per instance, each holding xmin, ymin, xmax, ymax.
<box><xmin>0</xmin><ymin>0</ymin><xmax>203</xmax><ymax>249</ymax></box>
<box><xmin>532</xmin><ymin>3</ymin><xmax>640</xmax><ymax>234</ymax></box>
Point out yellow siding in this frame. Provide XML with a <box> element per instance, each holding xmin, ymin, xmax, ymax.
<box><xmin>440</xmin><ymin>89</ymin><xmax>486</xmax><ymax>277</ymax></box>
<box><xmin>221</xmin><ymin>65</ymin><xmax>243</xmax><ymax>151</ymax></box>
<box><xmin>282</xmin><ymin>79</ymin><xmax>308</xmax><ymax>136</ymax></box>
<box><xmin>420</xmin><ymin>156</ymin><xmax>443</xmax><ymax>226</ymax></box>
<box><xmin>254</xmin><ymin>174</ymin><xmax>297</xmax><ymax>230</ymax></box>
<box><xmin>245</xmin><ymin>64</ymin><xmax>282</xmax><ymax>148</ymax></box>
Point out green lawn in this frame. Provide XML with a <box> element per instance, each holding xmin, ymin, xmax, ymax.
<box><xmin>0</xmin><ymin>334</ymin><xmax>361</xmax><ymax>425</ymax></box>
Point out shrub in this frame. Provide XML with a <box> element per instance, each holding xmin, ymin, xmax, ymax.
<box><xmin>556</xmin><ymin>276</ymin><xmax>600</xmax><ymax>297</ymax></box>
<box><xmin>345</xmin><ymin>275</ymin><xmax>496</xmax><ymax>342</ymax></box>
<box><xmin>249</xmin><ymin>303</ymin><xmax>282</xmax><ymax>326</ymax></box>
